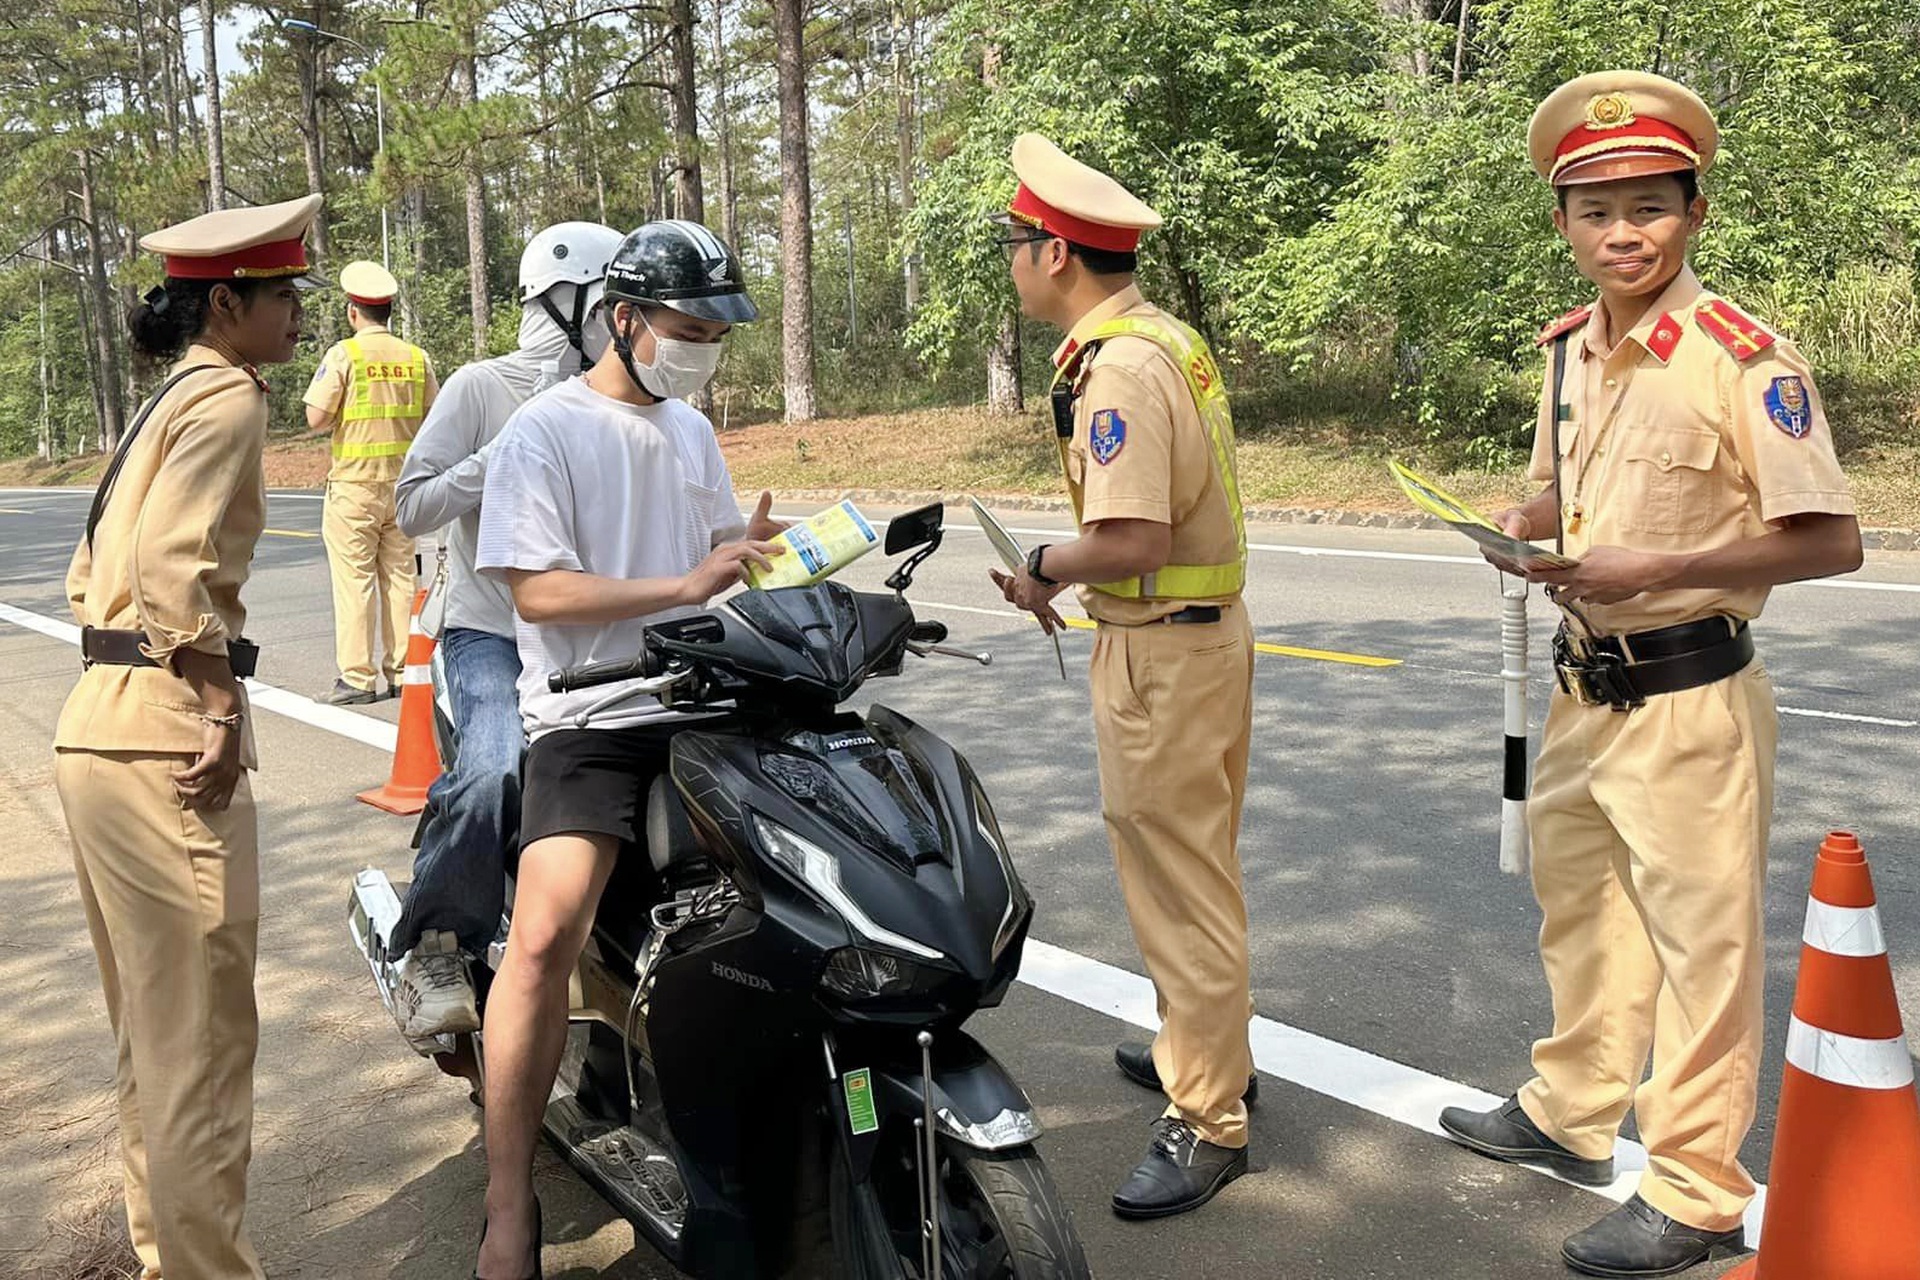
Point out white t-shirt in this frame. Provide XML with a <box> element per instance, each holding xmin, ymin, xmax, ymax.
<box><xmin>475</xmin><ymin>377</ymin><xmax>747</xmax><ymax>737</ymax></box>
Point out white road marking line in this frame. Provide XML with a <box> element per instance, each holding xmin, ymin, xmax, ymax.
<box><xmin>0</xmin><ymin>595</ymin><xmax>1769</xmax><ymax>1244</ymax></box>
<box><xmin>1019</xmin><ymin>940</ymin><xmax>1765</xmax><ymax>1246</ymax></box>
<box><xmin>0</xmin><ymin>600</ymin><xmax>396</xmax><ymax>752</ymax></box>
<box><xmin>1779</xmin><ymin>706</ymin><xmax>1919</xmax><ymax>728</ymax></box>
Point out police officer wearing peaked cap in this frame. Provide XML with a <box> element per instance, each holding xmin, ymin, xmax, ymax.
<box><xmin>991</xmin><ymin>134</ymin><xmax>1259</xmax><ymax>1220</ymax></box>
<box><xmin>306</xmin><ymin>258</ymin><xmax>439</xmax><ymax>705</ymax></box>
<box><xmin>57</xmin><ymin>192</ymin><xmax>322</xmax><ymax>1280</ymax></box>
<box><xmin>1437</xmin><ymin>72</ymin><xmax>1862</xmax><ymax>1277</ymax></box>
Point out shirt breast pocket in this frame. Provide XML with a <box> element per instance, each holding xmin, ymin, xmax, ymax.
<box><xmin>1618</xmin><ymin>428</ymin><xmax>1721</xmax><ymax>536</ymax></box>
<box><xmin>681</xmin><ymin>477</ymin><xmax>722</xmax><ymax>568</ymax></box>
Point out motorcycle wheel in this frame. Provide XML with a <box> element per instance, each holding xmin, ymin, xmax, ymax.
<box><xmin>840</xmin><ymin>1128</ymin><xmax>1094</xmax><ymax>1280</ymax></box>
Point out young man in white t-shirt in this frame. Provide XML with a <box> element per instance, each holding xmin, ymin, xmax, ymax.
<box><xmin>385</xmin><ymin>221</ymin><xmax>624</xmax><ymax>1044</ymax></box>
<box><xmin>470</xmin><ymin>220</ymin><xmax>782</xmax><ymax>1279</ymax></box>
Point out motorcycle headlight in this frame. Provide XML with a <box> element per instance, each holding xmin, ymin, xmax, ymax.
<box><xmin>820</xmin><ymin>945</ymin><xmax>938</xmax><ymax>999</ymax></box>
<box><xmin>751</xmin><ymin>812</ymin><xmax>943</xmax><ymax>961</ymax></box>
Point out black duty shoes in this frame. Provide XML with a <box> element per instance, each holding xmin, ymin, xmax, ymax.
<box><xmin>1436</xmin><ymin>1094</ymin><xmax>1615</xmax><ymax>1187</ymax></box>
<box><xmin>1561</xmin><ymin>1195</ymin><xmax>1746</xmax><ymax>1277</ymax></box>
<box><xmin>1114</xmin><ymin>1043</ymin><xmax>1259</xmax><ymax>1104</ymax></box>
<box><xmin>323</xmin><ymin>679</ymin><xmax>380</xmax><ymax>706</ymax></box>
<box><xmin>1111</xmin><ymin>1116</ymin><xmax>1248</xmax><ymax>1220</ymax></box>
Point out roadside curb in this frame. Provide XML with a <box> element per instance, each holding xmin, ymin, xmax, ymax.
<box><xmin>772</xmin><ymin>487</ymin><xmax>1920</xmax><ymax>551</ymax></box>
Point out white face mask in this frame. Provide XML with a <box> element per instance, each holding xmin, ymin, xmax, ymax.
<box><xmin>630</xmin><ymin>312</ymin><xmax>724</xmax><ymax>400</ymax></box>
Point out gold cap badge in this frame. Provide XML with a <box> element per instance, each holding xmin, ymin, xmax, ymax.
<box><xmin>1584</xmin><ymin>92</ymin><xmax>1636</xmax><ymax>131</ymax></box>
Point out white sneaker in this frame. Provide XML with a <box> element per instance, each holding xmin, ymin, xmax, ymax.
<box><xmin>391</xmin><ymin>930</ymin><xmax>480</xmax><ymax>1039</ymax></box>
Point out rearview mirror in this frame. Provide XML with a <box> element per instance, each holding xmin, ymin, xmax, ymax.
<box><xmin>885</xmin><ymin>502</ymin><xmax>944</xmax><ymax>555</ymax></box>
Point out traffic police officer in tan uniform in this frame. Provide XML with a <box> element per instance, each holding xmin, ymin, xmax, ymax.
<box><xmin>56</xmin><ymin>193</ymin><xmax>321</xmax><ymax>1280</ymax></box>
<box><xmin>1438</xmin><ymin>73</ymin><xmax>1862</xmax><ymax>1277</ymax></box>
<box><xmin>990</xmin><ymin>133</ymin><xmax>1257</xmax><ymax>1220</ymax></box>
<box><xmin>304</xmin><ymin>260</ymin><xmax>438</xmax><ymax>704</ymax></box>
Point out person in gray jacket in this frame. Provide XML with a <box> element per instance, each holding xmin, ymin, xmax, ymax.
<box><xmin>386</xmin><ymin>222</ymin><xmax>624</xmax><ymax>1039</ymax></box>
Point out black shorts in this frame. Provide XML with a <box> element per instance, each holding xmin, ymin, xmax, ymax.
<box><xmin>519</xmin><ymin>723</ymin><xmax>680</xmax><ymax>850</ymax></box>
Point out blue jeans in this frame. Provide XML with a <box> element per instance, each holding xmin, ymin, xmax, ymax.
<box><xmin>391</xmin><ymin>627</ymin><xmax>523</xmax><ymax>957</ymax></box>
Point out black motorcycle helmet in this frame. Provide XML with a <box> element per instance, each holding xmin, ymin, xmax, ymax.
<box><xmin>602</xmin><ymin>220</ymin><xmax>758</xmax><ymax>325</ymax></box>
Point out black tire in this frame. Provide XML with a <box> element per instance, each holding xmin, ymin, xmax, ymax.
<box><xmin>842</xmin><ymin>1127</ymin><xmax>1094</xmax><ymax>1280</ymax></box>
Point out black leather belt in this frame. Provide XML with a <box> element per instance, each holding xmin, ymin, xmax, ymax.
<box><xmin>1553</xmin><ymin>616</ymin><xmax>1752</xmax><ymax>710</ymax></box>
<box><xmin>80</xmin><ymin>626</ymin><xmax>260</xmax><ymax>678</ymax></box>
<box><xmin>1160</xmin><ymin>605</ymin><xmax>1223</xmax><ymax>625</ymax></box>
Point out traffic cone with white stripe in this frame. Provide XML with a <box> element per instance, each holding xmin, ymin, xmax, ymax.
<box><xmin>1728</xmin><ymin>831</ymin><xmax>1920</xmax><ymax>1279</ymax></box>
<box><xmin>356</xmin><ymin>587</ymin><xmax>442</xmax><ymax>815</ymax></box>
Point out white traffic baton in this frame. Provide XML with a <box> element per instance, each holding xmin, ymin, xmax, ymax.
<box><xmin>1498</xmin><ymin>577</ymin><xmax>1529</xmax><ymax>876</ymax></box>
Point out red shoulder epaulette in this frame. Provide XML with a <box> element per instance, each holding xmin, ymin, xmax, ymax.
<box><xmin>1535</xmin><ymin>305</ymin><xmax>1593</xmax><ymax>347</ymax></box>
<box><xmin>1695</xmin><ymin>299</ymin><xmax>1776</xmax><ymax>360</ymax></box>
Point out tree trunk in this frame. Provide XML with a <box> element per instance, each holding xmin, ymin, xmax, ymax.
<box><xmin>77</xmin><ymin>151</ymin><xmax>129</xmax><ymax>449</ymax></box>
<box><xmin>667</xmin><ymin>0</ymin><xmax>705</xmax><ymax>223</ymax></box>
<box><xmin>893</xmin><ymin>0</ymin><xmax>918</xmax><ymax>311</ymax></box>
<box><xmin>772</xmin><ymin>0</ymin><xmax>816</xmax><ymax>421</ymax></box>
<box><xmin>297</xmin><ymin>34</ymin><xmax>331</xmax><ymax>269</ymax></box>
<box><xmin>403</xmin><ymin>183</ymin><xmax>428</xmax><ymax>336</ymax></box>
<box><xmin>64</xmin><ymin>225</ymin><xmax>109</xmax><ymax>451</ymax></box>
<box><xmin>175</xmin><ymin>2</ymin><xmax>202</xmax><ymax>153</ymax></box>
<box><xmin>156</xmin><ymin>0</ymin><xmax>182</xmax><ymax>150</ymax></box>
<box><xmin>711</xmin><ymin>0</ymin><xmax>738</xmax><ymax>250</ymax></box>
<box><xmin>1452</xmin><ymin>0</ymin><xmax>1469</xmax><ymax>84</ymax></box>
<box><xmin>457</xmin><ymin>36</ymin><xmax>491</xmax><ymax>357</ymax></box>
<box><xmin>986</xmin><ymin>309</ymin><xmax>1021</xmax><ymax>414</ymax></box>
<box><xmin>200</xmin><ymin>0</ymin><xmax>224</xmax><ymax>208</ymax></box>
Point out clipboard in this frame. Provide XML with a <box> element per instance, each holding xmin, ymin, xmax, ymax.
<box><xmin>968</xmin><ymin>496</ymin><xmax>1068</xmax><ymax>679</ymax></box>
<box><xmin>1388</xmin><ymin>461</ymin><xmax>1577</xmax><ymax>570</ymax></box>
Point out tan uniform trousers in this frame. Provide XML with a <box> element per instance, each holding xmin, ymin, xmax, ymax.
<box><xmin>55</xmin><ymin>749</ymin><xmax>263</xmax><ymax>1280</ymax></box>
<box><xmin>1090</xmin><ymin>602</ymin><xmax>1255</xmax><ymax>1148</ymax></box>
<box><xmin>1517</xmin><ymin>661</ymin><xmax>1777</xmax><ymax>1232</ymax></box>
<box><xmin>322</xmin><ymin>478</ymin><xmax>415</xmax><ymax>692</ymax></box>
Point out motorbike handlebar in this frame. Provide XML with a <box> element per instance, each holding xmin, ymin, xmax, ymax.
<box><xmin>548</xmin><ymin>653</ymin><xmax>656</xmax><ymax>693</ymax></box>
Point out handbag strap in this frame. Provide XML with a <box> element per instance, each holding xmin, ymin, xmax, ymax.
<box><xmin>86</xmin><ymin>365</ymin><xmax>217</xmax><ymax>550</ymax></box>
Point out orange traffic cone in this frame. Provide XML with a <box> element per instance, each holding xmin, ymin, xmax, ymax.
<box><xmin>356</xmin><ymin>587</ymin><xmax>443</xmax><ymax>815</ymax></box>
<box><xmin>1727</xmin><ymin>831</ymin><xmax>1920</xmax><ymax>1279</ymax></box>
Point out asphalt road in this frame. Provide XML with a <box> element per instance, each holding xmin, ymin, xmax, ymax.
<box><xmin>2</xmin><ymin>485</ymin><xmax>1916</xmax><ymax>1280</ymax></box>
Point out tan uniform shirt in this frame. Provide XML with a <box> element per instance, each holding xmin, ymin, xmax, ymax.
<box><xmin>57</xmin><ymin>344</ymin><xmax>267</xmax><ymax>766</ymax></box>
<box><xmin>303</xmin><ymin>325</ymin><xmax>438</xmax><ymax>483</ymax></box>
<box><xmin>1053</xmin><ymin>286</ymin><xmax>1239</xmax><ymax>626</ymax></box>
<box><xmin>1527</xmin><ymin>267</ymin><xmax>1854</xmax><ymax>635</ymax></box>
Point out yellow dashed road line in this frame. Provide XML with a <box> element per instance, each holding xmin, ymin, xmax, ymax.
<box><xmin>1056</xmin><ymin>616</ymin><xmax>1400</xmax><ymax>667</ymax></box>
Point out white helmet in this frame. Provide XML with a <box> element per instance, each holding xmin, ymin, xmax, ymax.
<box><xmin>518</xmin><ymin>221</ymin><xmax>624</xmax><ymax>302</ymax></box>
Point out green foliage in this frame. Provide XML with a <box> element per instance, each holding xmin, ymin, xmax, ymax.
<box><xmin>913</xmin><ymin>0</ymin><xmax>1920</xmax><ymax>460</ymax></box>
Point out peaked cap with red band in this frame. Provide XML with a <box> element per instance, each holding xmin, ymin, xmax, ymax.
<box><xmin>339</xmin><ymin>260</ymin><xmax>400</xmax><ymax>308</ymax></box>
<box><xmin>997</xmin><ymin>133</ymin><xmax>1160</xmax><ymax>254</ymax></box>
<box><xmin>140</xmin><ymin>193</ymin><xmax>324</xmax><ymax>283</ymax></box>
<box><xmin>1528</xmin><ymin>72</ymin><xmax>1718</xmax><ymax>187</ymax></box>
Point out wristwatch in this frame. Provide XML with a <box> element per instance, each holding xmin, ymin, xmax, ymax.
<box><xmin>1026</xmin><ymin>544</ymin><xmax>1058</xmax><ymax>586</ymax></box>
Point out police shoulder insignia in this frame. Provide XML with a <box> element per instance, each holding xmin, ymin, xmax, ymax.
<box><xmin>1089</xmin><ymin>408</ymin><xmax>1127</xmax><ymax>465</ymax></box>
<box><xmin>1644</xmin><ymin>313</ymin><xmax>1684</xmax><ymax>363</ymax></box>
<box><xmin>1764</xmin><ymin>375</ymin><xmax>1813</xmax><ymax>439</ymax></box>
<box><xmin>1535</xmin><ymin>305</ymin><xmax>1593</xmax><ymax>347</ymax></box>
<box><xmin>1695</xmin><ymin>299</ymin><xmax>1777</xmax><ymax>361</ymax></box>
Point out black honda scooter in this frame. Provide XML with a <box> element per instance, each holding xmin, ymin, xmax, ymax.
<box><xmin>352</xmin><ymin>503</ymin><xmax>1093</xmax><ymax>1278</ymax></box>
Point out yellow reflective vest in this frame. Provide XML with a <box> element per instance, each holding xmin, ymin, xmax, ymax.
<box><xmin>321</xmin><ymin>329</ymin><xmax>431</xmax><ymax>482</ymax></box>
<box><xmin>1050</xmin><ymin>312</ymin><xmax>1247</xmax><ymax>600</ymax></box>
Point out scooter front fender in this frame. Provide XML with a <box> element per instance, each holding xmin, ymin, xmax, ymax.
<box><xmin>839</xmin><ymin>1030</ymin><xmax>1042</xmax><ymax>1181</ymax></box>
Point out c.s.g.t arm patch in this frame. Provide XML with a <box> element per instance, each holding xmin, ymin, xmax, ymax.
<box><xmin>1764</xmin><ymin>375</ymin><xmax>1812</xmax><ymax>439</ymax></box>
<box><xmin>1089</xmin><ymin>408</ymin><xmax>1127</xmax><ymax>465</ymax></box>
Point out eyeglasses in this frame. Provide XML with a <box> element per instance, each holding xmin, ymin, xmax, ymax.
<box><xmin>994</xmin><ymin>232</ymin><xmax>1051</xmax><ymax>258</ymax></box>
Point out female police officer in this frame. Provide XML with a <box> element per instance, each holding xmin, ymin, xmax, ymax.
<box><xmin>55</xmin><ymin>193</ymin><xmax>321</xmax><ymax>1280</ymax></box>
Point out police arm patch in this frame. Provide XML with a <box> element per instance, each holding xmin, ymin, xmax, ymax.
<box><xmin>1089</xmin><ymin>408</ymin><xmax>1127</xmax><ymax>465</ymax></box>
<box><xmin>1764</xmin><ymin>375</ymin><xmax>1812</xmax><ymax>438</ymax></box>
